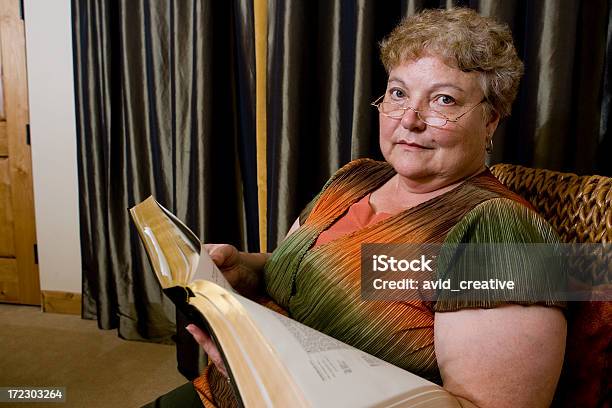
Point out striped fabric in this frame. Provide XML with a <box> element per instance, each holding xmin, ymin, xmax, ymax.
<box><xmin>264</xmin><ymin>158</ymin><xmax>564</xmax><ymax>383</ymax></box>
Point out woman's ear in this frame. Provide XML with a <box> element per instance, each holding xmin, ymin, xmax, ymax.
<box><xmin>485</xmin><ymin>109</ymin><xmax>500</xmax><ymax>136</ymax></box>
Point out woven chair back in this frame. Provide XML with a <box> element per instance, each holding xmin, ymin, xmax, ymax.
<box><xmin>490</xmin><ymin>164</ymin><xmax>612</xmax><ymax>244</ymax></box>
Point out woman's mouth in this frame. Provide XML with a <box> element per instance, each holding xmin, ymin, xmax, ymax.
<box><xmin>396</xmin><ymin>140</ymin><xmax>434</xmax><ymax>150</ymax></box>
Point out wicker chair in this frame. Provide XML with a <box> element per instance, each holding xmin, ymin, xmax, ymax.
<box><xmin>490</xmin><ymin>163</ymin><xmax>611</xmax><ymax>407</ymax></box>
<box><xmin>490</xmin><ymin>164</ymin><xmax>611</xmax><ymax>245</ymax></box>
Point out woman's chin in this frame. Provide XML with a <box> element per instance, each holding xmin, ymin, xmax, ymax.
<box><xmin>392</xmin><ymin>164</ymin><xmax>436</xmax><ymax>182</ymax></box>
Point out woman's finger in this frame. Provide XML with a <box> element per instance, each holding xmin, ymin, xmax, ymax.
<box><xmin>203</xmin><ymin>244</ymin><xmax>235</xmax><ymax>267</ymax></box>
<box><xmin>185</xmin><ymin>324</ymin><xmax>228</xmax><ymax>377</ymax></box>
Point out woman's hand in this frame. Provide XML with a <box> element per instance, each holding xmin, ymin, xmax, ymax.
<box><xmin>188</xmin><ymin>245</ymin><xmax>271</xmax><ymax>376</ymax></box>
<box><xmin>185</xmin><ymin>324</ymin><xmax>228</xmax><ymax>378</ymax></box>
<box><xmin>203</xmin><ymin>244</ymin><xmax>270</xmax><ymax>297</ymax></box>
<box><xmin>204</xmin><ymin>243</ymin><xmax>246</xmax><ymax>289</ymax></box>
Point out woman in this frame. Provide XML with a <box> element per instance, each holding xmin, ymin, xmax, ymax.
<box><xmin>156</xmin><ymin>8</ymin><xmax>566</xmax><ymax>408</ymax></box>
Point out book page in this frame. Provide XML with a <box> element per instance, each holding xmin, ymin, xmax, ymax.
<box><xmin>224</xmin><ymin>286</ymin><xmax>460</xmax><ymax>407</ymax></box>
<box><xmin>130</xmin><ymin>196</ymin><xmax>233</xmax><ymax>291</ymax></box>
<box><xmin>192</xmin><ymin>247</ymin><xmax>234</xmax><ymax>292</ymax></box>
<box><xmin>158</xmin><ymin>200</ymin><xmax>201</xmax><ymax>253</ymax></box>
<box><xmin>130</xmin><ymin>197</ymin><xmax>196</xmax><ymax>287</ymax></box>
<box><xmin>188</xmin><ymin>280</ymin><xmax>309</xmax><ymax>408</ymax></box>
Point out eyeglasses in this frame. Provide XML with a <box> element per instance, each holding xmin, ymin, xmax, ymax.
<box><xmin>371</xmin><ymin>94</ymin><xmax>485</xmax><ymax>127</ymax></box>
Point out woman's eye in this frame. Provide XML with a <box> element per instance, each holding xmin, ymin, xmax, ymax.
<box><xmin>389</xmin><ymin>89</ymin><xmax>406</xmax><ymax>100</ymax></box>
<box><xmin>436</xmin><ymin>95</ymin><xmax>456</xmax><ymax>105</ymax></box>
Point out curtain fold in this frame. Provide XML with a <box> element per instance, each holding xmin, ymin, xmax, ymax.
<box><xmin>595</xmin><ymin>0</ymin><xmax>612</xmax><ymax>177</ymax></box>
<box><xmin>73</xmin><ymin>0</ymin><xmax>257</xmax><ymax>341</ymax></box>
<box><xmin>493</xmin><ymin>0</ymin><xmax>610</xmax><ymax>175</ymax></box>
<box><xmin>265</xmin><ymin>0</ymin><xmax>611</xmax><ymax>249</ymax></box>
<box><xmin>266</xmin><ymin>0</ymin><xmax>399</xmax><ymax>248</ymax></box>
<box><xmin>73</xmin><ymin>0</ymin><xmax>610</xmax><ymax>342</ymax></box>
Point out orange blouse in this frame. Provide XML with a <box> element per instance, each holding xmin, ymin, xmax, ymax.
<box><xmin>314</xmin><ymin>193</ymin><xmax>391</xmax><ymax>246</ymax></box>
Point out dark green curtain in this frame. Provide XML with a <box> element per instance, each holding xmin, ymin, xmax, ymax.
<box><xmin>265</xmin><ymin>0</ymin><xmax>612</xmax><ymax>248</ymax></box>
<box><xmin>266</xmin><ymin>0</ymin><xmax>391</xmax><ymax>246</ymax></box>
<box><xmin>72</xmin><ymin>0</ymin><xmax>259</xmax><ymax>341</ymax></box>
<box><xmin>72</xmin><ymin>0</ymin><xmax>611</xmax><ymax>342</ymax></box>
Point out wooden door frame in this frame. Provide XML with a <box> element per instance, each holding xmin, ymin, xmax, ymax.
<box><xmin>0</xmin><ymin>0</ymin><xmax>40</xmax><ymax>305</ymax></box>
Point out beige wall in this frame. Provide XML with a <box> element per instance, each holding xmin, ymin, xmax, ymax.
<box><xmin>24</xmin><ymin>0</ymin><xmax>81</xmax><ymax>293</ymax></box>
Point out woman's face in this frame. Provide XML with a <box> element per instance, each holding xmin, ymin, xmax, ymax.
<box><xmin>379</xmin><ymin>56</ymin><xmax>499</xmax><ymax>190</ymax></box>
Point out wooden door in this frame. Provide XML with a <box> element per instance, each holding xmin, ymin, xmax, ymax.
<box><xmin>0</xmin><ymin>0</ymin><xmax>39</xmax><ymax>305</ymax></box>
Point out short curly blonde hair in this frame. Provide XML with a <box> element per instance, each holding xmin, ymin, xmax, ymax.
<box><xmin>380</xmin><ymin>8</ymin><xmax>523</xmax><ymax>119</ymax></box>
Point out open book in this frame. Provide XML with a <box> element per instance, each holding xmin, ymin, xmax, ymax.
<box><xmin>130</xmin><ymin>196</ymin><xmax>462</xmax><ymax>408</ymax></box>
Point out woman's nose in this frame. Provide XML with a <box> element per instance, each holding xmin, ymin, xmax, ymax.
<box><xmin>400</xmin><ymin>107</ymin><xmax>427</xmax><ymax>131</ymax></box>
